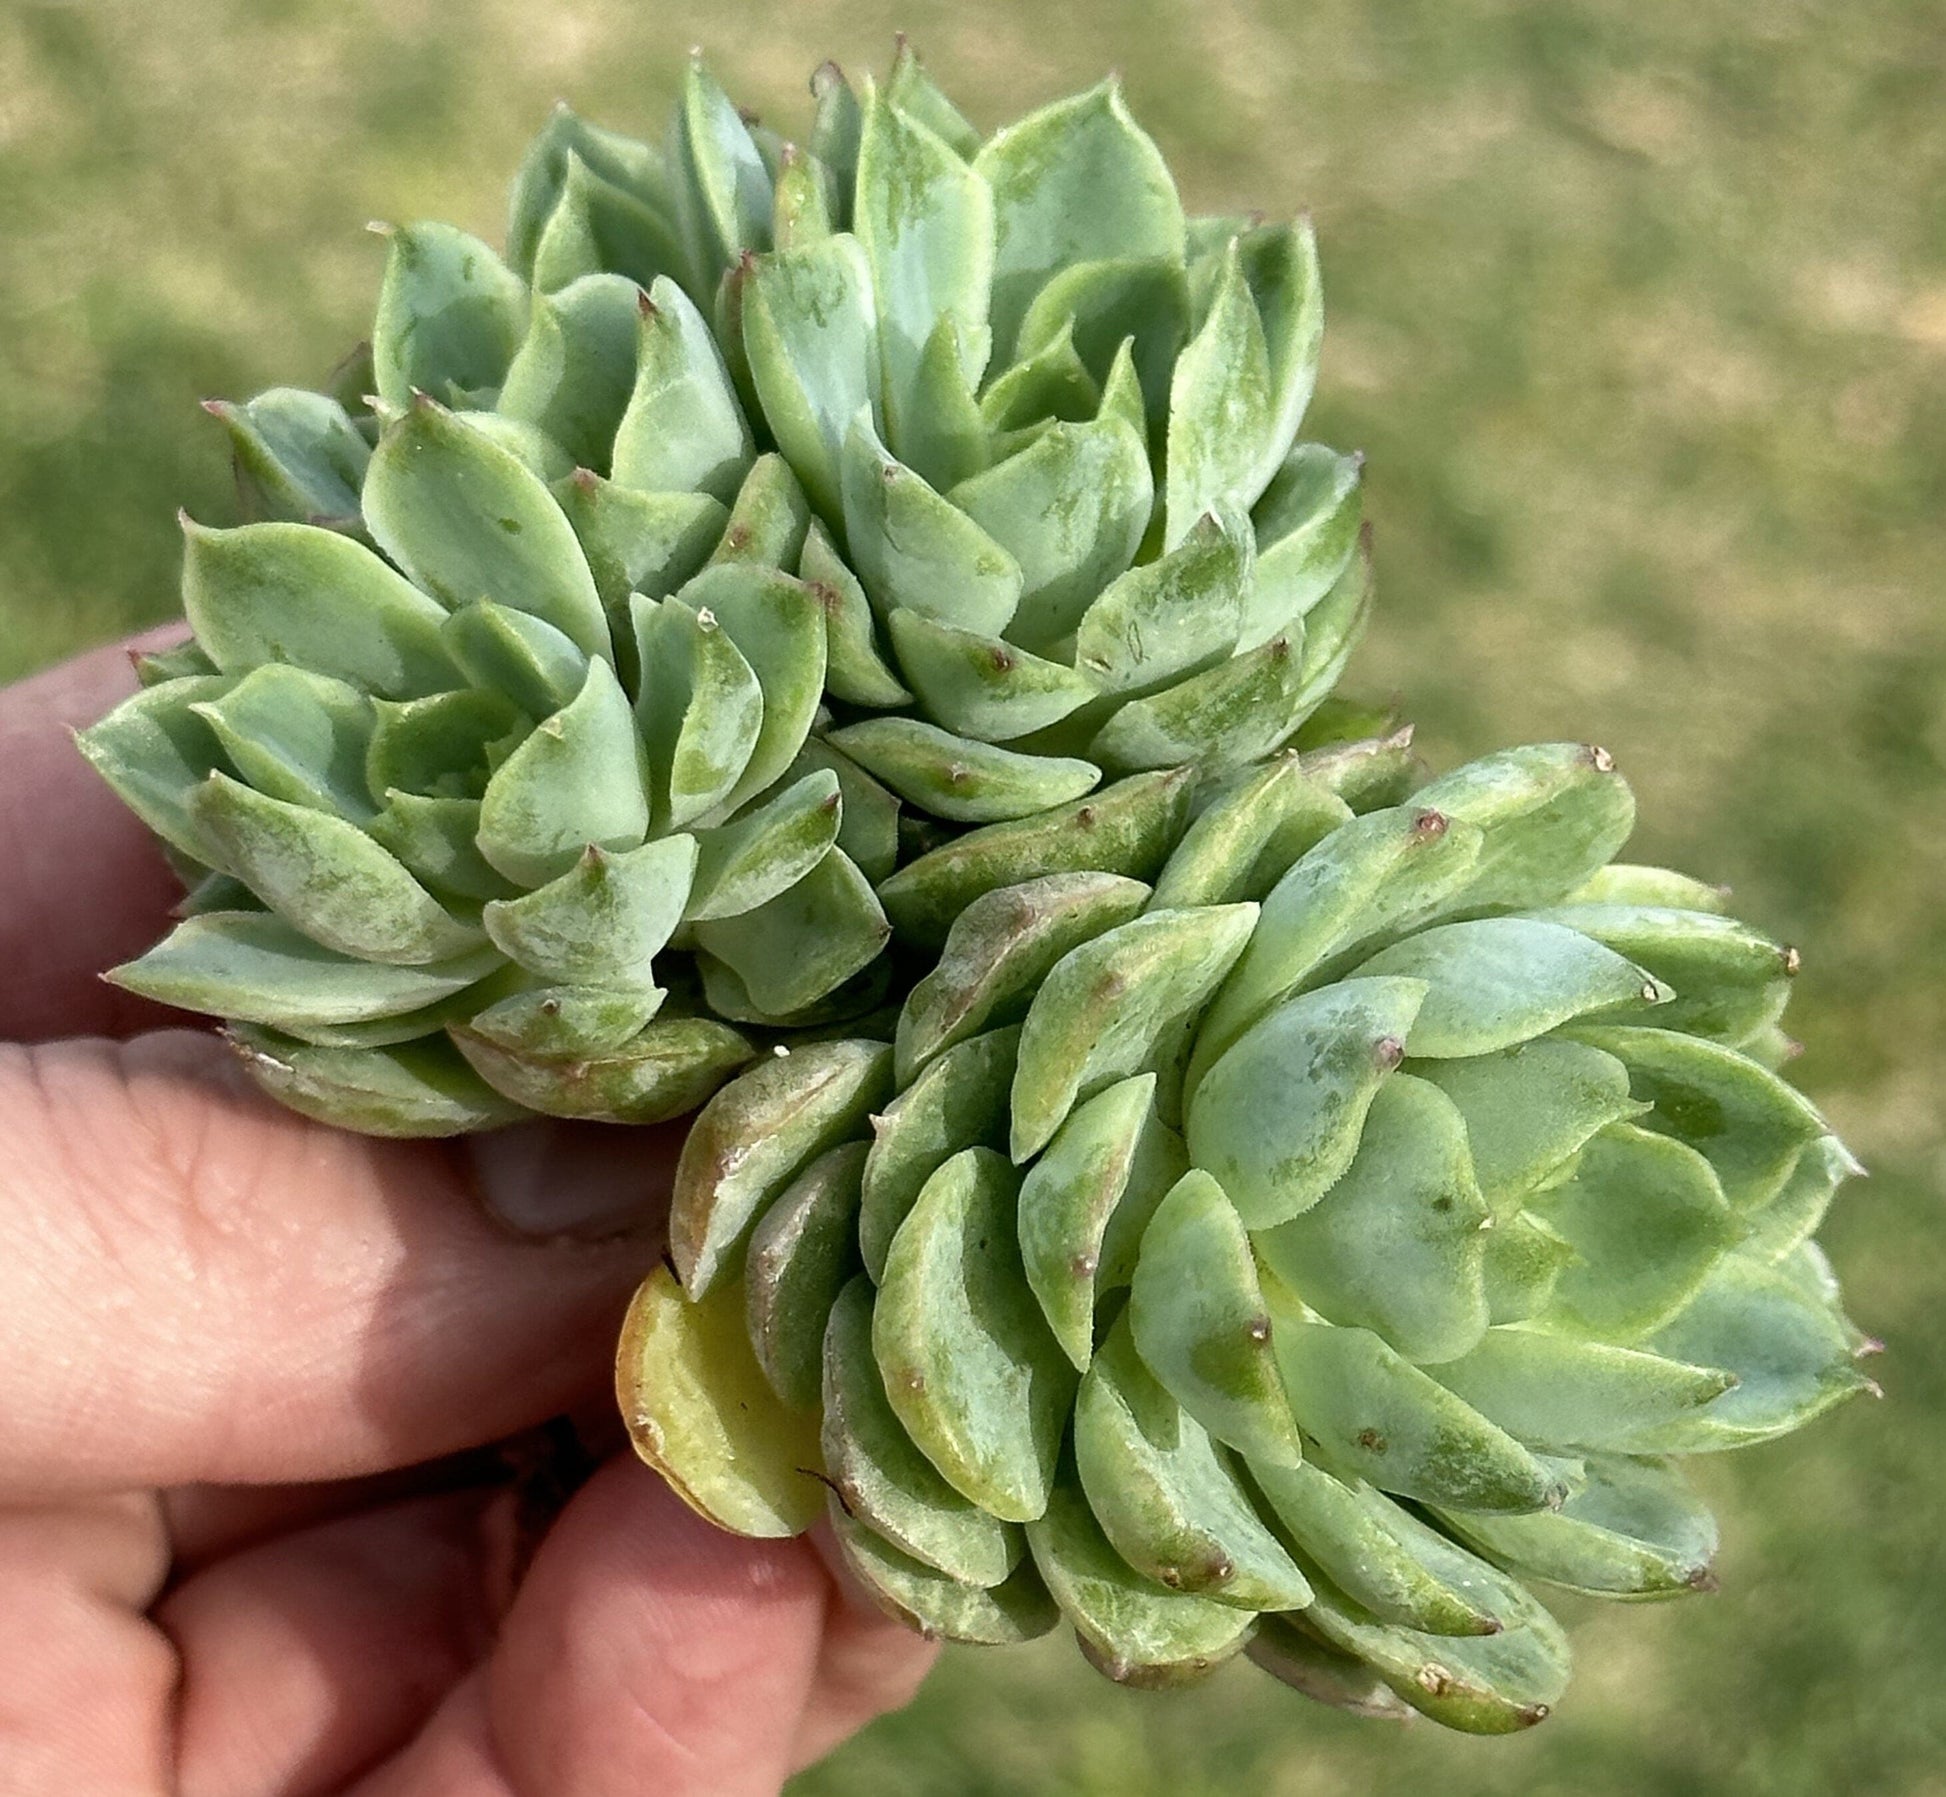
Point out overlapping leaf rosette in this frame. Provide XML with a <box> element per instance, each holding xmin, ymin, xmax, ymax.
<box><xmin>619</xmin><ymin>740</ymin><xmax>1873</xmax><ymax>1727</ymax></box>
<box><xmin>81</xmin><ymin>50</ymin><xmax>1371</xmax><ymax>1130</ymax></box>
<box><xmin>75</xmin><ymin>45</ymin><xmax>1873</xmax><ymax>1737</ymax></box>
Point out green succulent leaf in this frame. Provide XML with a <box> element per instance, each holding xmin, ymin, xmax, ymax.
<box><xmin>480</xmin><ymin>833</ymin><xmax>695</xmax><ymax>984</ymax></box>
<box><xmin>829</xmin><ymin>716</ymin><xmax>1100</xmax><ymax>825</ymax></box>
<box><xmin>1244</xmin><ymin>443</ymin><xmax>1364</xmax><ymax>652</ymax></box>
<box><xmin>744</xmin><ymin>1142</ymin><xmax>867</xmax><ymax>1411</ymax></box>
<box><xmin>1011</xmin><ymin>903</ymin><xmax>1257</xmax><ymax>1161</ymax></box>
<box><xmin>741</xmin><ymin>234</ymin><xmax>880</xmax><ymax>522</ymax></box>
<box><xmin>1639</xmin><ymin>1252</ymin><xmax>1874</xmax><ymax>1451</ymax></box>
<box><xmin>1430</xmin><ymin>1328</ymin><xmax>1739</xmax><ymax>1455</ymax></box>
<box><xmin>1268</xmin><ymin>1308</ymin><xmax>1566</xmax><ymax>1513</ymax></box>
<box><xmin>878</xmin><ymin>768</ymin><xmax>1192</xmax><ymax>949</ymax></box>
<box><xmin>1191</xmin><ymin>804</ymin><xmax>1482</xmax><ymax>1083</ymax></box>
<box><xmin>476</xmin><ymin>658</ymin><xmax>650</xmax><ymax>887</ymax></box>
<box><xmin>873</xmin><ymin>1147</ymin><xmax>1078</xmax><ymax>1522</ymax></box>
<box><xmin>371</xmin><ymin>221</ymin><xmax>527</xmax><ymax>409</ymax></box>
<box><xmin>1165</xmin><ymin>237</ymin><xmax>1274</xmax><ymax>546</ymax></box>
<box><xmin>842</xmin><ymin>410</ymin><xmax>1024</xmax><ymax>637</ymax></box>
<box><xmin>830</xmin><ymin>1501</ymin><xmax>1058</xmax><ymax>1644</ymax></box>
<box><xmin>226</xmin><ymin>1026</ymin><xmax>526</xmax><ymax>1137</ymax></box>
<box><xmin>617</xmin><ymin>1264</ymin><xmax>822</xmax><ymax>1538</ymax></box>
<box><xmin>685</xmin><ymin>770</ymin><xmax>842</xmax><ymax>922</ymax></box>
<box><xmin>802</xmin><ymin>519</ymin><xmax>911</xmax><ymax>707</ymax></box>
<box><xmin>1256</xmin><ymin>1073</ymin><xmax>1491</xmax><ymax>1365</ymax></box>
<box><xmin>673</xmin><ymin>56</ymin><xmax>774</xmax><ymax>279</ymax></box>
<box><xmin>441</xmin><ymin>599</ymin><xmax>588</xmax><ymax>719</ymax></box>
<box><xmin>668</xmin><ymin>562</ymin><xmax>828</xmax><ymax>817</ymax></box>
<box><xmin>1025</xmin><ymin>1473</ymin><xmax>1255</xmax><ymax>1688</ymax></box>
<box><xmin>1299</xmin><ymin>1568</ymin><xmax>1570</xmax><ymax>1734</ymax></box>
<box><xmin>1250</xmin><ymin>1458</ymin><xmax>1508</xmax><ymax>1636</ymax></box>
<box><xmin>895</xmin><ymin>872</ymin><xmax>1149</xmax><ymax>1080</ymax></box>
<box><xmin>109</xmin><ymin>911</ymin><xmax>501</xmax><ymax>1030</ymax></box>
<box><xmin>1073</xmin><ymin>509</ymin><xmax>1249</xmax><ymax>701</ymax></box>
<box><xmin>1542</xmin><ymin>904</ymin><xmax>1800</xmax><ymax>1044</ymax></box>
<box><xmin>1414</xmin><ymin>1037</ymin><xmax>1645</xmax><ymax>1216</ymax></box>
<box><xmin>1412</xmin><ymin>744</ymin><xmax>1637</xmax><ymax>911</ymax></box>
<box><xmin>855</xmin><ymin>87</ymin><xmax>995</xmax><ymax>464</ymax></box>
<box><xmin>1352</xmin><ymin>918</ymin><xmax>1666</xmax><ymax>1060</ymax></box>
<box><xmin>1128</xmin><ymin>1169</ymin><xmax>1305</xmax><ymax>1468</ymax></box>
<box><xmin>190</xmin><ymin>773</ymin><xmax>482</xmax><ymax>964</ymax></box>
<box><xmin>496</xmin><ymin>273</ymin><xmax>642</xmax><ymax>472</ymax></box>
<box><xmin>950</xmin><ymin>415</ymin><xmax>1153</xmax><ymax>652</ymax></box>
<box><xmin>609</xmin><ymin>275</ymin><xmax>755</xmax><ymax>502</ymax></box>
<box><xmin>886</xmin><ymin>610</ymin><xmax>1095</xmax><ymax>744</ymax></box>
<box><xmin>1247</xmin><ymin>1615</ymin><xmax>1414</xmax><ymax>1720</ymax></box>
<box><xmin>1186</xmin><ymin>976</ymin><xmax>1428</xmax><ymax>1229</ymax></box>
<box><xmin>181</xmin><ymin>518</ymin><xmax>461</xmax><ymax>701</ymax></box>
<box><xmin>669</xmin><ymin>1037</ymin><xmax>893</xmax><ymax>1297</ymax></box>
<box><xmin>976</xmin><ymin>80</ymin><xmax>1186</xmax><ymax>364</ymax></box>
<box><xmin>451</xmin><ymin>1014</ymin><xmax>754</xmax><ymax>1123</ymax></box>
<box><xmin>208</xmin><ymin>388</ymin><xmax>370</xmax><ymax>527</ymax></box>
<box><xmin>1437</xmin><ymin>1452</ymin><xmax>1720</xmax><ymax>1599</ymax></box>
<box><xmin>1566</xmin><ymin>1022</ymin><xmax>1826</xmax><ymax>1218</ymax></box>
<box><xmin>691</xmin><ymin>848</ymin><xmax>890</xmax><ymax>1019</ymax></box>
<box><xmin>860</xmin><ymin>1025</ymin><xmax>1019</xmax><ymax>1281</ymax></box>
<box><xmin>76</xmin><ymin>675</ymin><xmax>242</xmax><ymax>867</ymax></box>
<box><xmin>362</xmin><ymin>402</ymin><xmax>611</xmax><ymax>661</ymax></box>
<box><xmin>1075</xmin><ymin>1313</ymin><xmax>1313</xmax><ymax>1608</ymax></box>
<box><xmin>1018</xmin><ymin>1072</ymin><xmax>1183</xmax><ymax>1370</ymax></box>
<box><xmin>821</xmin><ymin>1274</ymin><xmax>1025</xmax><ymax>1585</ymax></box>
<box><xmin>1529</xmin><ymin>1123</ymin><xmax>1738</xmax><ymax>1343</ymax></box>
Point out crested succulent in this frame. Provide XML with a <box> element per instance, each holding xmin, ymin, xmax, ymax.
<box><xmin>76</xmin><ymin>39</ymin><xmax>1872</xmax><ymax>1744</ymax></box>
<box><xmin>618</xmin><ymin>740</ymin><xmax>1873</xmax><ymax>1726</ymax></box>
<box><xmin>81</xmin><ymin>46</ymin><xmax>1372</xmax><ymax>1130</ymax></box>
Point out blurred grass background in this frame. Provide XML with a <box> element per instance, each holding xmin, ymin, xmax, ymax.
<box><xmin>2</xmin><ymin>0</ymin><xmax>1941</xmax><ymax>1789</ymax></box>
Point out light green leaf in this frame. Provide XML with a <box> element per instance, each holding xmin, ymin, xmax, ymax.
<box><xmin>362</xmin><ymin>403</ymin><xmax>611</xmax><ymax>662</ymax></box>
<box><xmin>1186</xmin><ymin>976</ymin><xmax>1428</xmax><ymax>1228</ymax></box>
<box><xmin>616</xmin><ymin>1265</ymin><xmax>821</xmax><ymax>1537</ymax></box>
<box><xmin>371</xmin><ymin>222</ymin><xmax>526</xmax><ymax>409</ymax></box>
<box><xmin>1353</xmin><ymin>917</ymin><xmax>1665</xmax><ymax>1058</ymax></box>
<box><xmin>476</xmin><ymin>658</ymin><xmax>649</xmax><ymax>887</ymax></box>
<box><xmin>608</xmin><ymin>276</ymin><xmax>753</xmax><ymax>502</ymax></box>
<box><xmin>821</xmin><ymin>1274</ymin><xmax>1024</xmax><ymax>1585</ymax></box>
<box><xmin>1128</xmin><ymin>1170</ymin><xmax>1304</xmax><ymax>1467</ymax></box>
<box><xmin>108</xmin><ymin>911</ymin><xmax>500</xmax><ymax>1029</ymax></box>
<box><xmin>181</xmin><ymin>518</ymin><xmax>460</xmax><ymax>700</ymax></box>
<box><xmin>975</xmin><ymin>80</ymin><xmax>1186</xmax><ymax>363</ymax></box>
<box><xmin>874</xmin><ymin>1148</ymin><xmax>1077</xmax><ymax>1522</ymax></box>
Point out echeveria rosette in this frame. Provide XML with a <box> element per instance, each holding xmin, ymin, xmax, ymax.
<box><xmin>79</xmin><ymin>397</ymin><xmax>898</xmax><ymax>1134</ymax></box>
<box><xmin>616</xmin><ymin>741</ymin><xmax>1874</xmax><ymax>1727</ymax></box>
<box><xmin>215</xmin><ymin>49</ymin><xmax>1371</xmax><ymax>849</ymax></box>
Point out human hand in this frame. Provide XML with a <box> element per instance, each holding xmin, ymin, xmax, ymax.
<box><xmin>0</xmin><ymin>635</ymin><xmax>937</xmax><ymax>1796</ymax></box>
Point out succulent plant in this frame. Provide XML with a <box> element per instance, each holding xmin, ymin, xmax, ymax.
<box><xmin>81</xmin><ymin>47</ymin><xmax>1373</xmax><ymax>1130</ymax></box>
<box><xmin>77</xmin><ymin>42</ymin><xmax>1871</xmax><ymax>1743</ymax></box>
<box><xmin>617</xmin><ymin>740</ymin><xmax>1873</xmax><ymax>1726</ymax></box>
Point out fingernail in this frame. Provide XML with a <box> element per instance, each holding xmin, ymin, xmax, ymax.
<box><xmin>462</xmin><ymin>1117</ymin><xmax>684</xmax><ymax>1242</ymax></box>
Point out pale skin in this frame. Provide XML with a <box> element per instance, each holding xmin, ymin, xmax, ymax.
<box><xmin>0</xmin><ymin>634</ymin><xmax>937</xmax><ymax>1796</ymax></box>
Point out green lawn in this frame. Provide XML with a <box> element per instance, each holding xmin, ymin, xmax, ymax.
<box><xmin>3</xmin><ymin>1</ymin><xmax>1941</xmax><ymax>1789</ymax></box>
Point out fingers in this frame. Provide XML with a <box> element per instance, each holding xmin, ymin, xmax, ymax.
<box><xmin>0</xmin><ymin>1492</ymin><xmax>176</xmax><ymax>1793</ymax></box>
<box><xmin>158</xmin><ymin>1489</ymin><xmax>501</xmax><ymax>1797</ymax></box>
<box><xmin>789</xmin><ymin>1521</ymin><xmax>939</xmax><ymax>1773</ymax></box>
<box><xmin>353</xmin><ymin>1457</ymin><xmax>938</xmax><ymax>1797</ymax></box>
<box><xmin>1</xmin><ymin>1030</ymin><xmax>679</xmax><ymax>1498</ymax></box>
<box><xmin>0</xmin><ymin>631</ymin><xmax>191</xmax><ymax>1041</ymax></box>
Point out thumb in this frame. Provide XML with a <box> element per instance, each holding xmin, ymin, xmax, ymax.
<box><xmin>2</xmin><ymin>1029</ymin><xmax>675</xmax><ymax>1498</ymax></box>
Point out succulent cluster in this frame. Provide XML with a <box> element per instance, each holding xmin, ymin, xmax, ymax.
<box><xmin>622</xmin><ymin>737</ymin><xmax>1870</xmax><ymax>1722</ymax></box>
<box><xmin>82</xmin><ymin>47</ymin><xmax>1366</xmax><ymax>1133</ymax></box>
<box><xmin>80</xmin><ymin>44</ymin><xmax>1870</xmax><ymax>1737</ymax></box>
